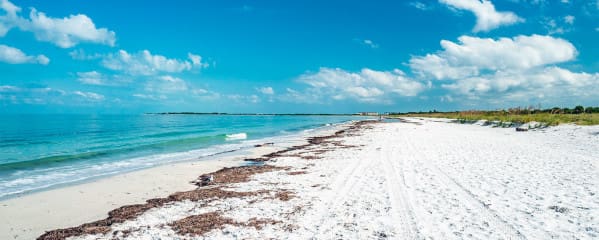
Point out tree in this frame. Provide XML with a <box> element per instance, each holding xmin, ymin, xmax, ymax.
<box><xmin>551</xmin><ymin>107</ymin><xmax>561</xmax><ymax>114</ymax></box>
<box><xmin>574</xmin><ymin>105</ymin><xmax>585</xmax><ymax>114</ymax></box>
<box><xmin>585</xmin><ymin>107</ymin><xmax>593</xmax><ymax>114</ymax></box>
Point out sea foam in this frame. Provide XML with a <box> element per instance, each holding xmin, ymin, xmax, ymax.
<box><xmin>225</xmin><ymin>133</ymin><xmax>248</xmax><ymax>141</ymax></box>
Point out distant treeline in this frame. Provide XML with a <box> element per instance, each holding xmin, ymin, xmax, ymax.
<box><xmin>389</xmin><ymin>105</ymin><xmax>599</xmax><ymax>115</ymax></box>
<box><xmin>147</xmin><ymin>112</ymin><xmax>360</xmax><ymax>116</ymax></box>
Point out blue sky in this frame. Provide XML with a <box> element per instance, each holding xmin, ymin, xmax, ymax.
<box><xmin>1</xmin><ymin>0</ymin><xmax>598</xmax><ymax>113</ymax></box>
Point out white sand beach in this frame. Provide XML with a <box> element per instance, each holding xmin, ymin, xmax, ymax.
<box><xmin>5</xmin><ymin>119</ymin><xmax>599</xmax><ymax>239</ymax></box>
<box><xmin>0</xmin><ymin>146</ymin><xmax>283</xmax><ymax>240</ymax></box>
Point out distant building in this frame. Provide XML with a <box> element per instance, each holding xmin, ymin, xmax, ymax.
<box><xmin>358</xmin><ymin>112</ymin><xmax>379</xmax><ymax>116</ymax></box>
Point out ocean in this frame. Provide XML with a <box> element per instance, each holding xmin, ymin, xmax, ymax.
<box><xmin>0</xmin><ymin>114</ymin><xmax>362</xmax><ymax>199</ymax></box>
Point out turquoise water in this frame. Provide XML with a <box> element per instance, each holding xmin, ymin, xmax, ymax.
<box><xmin>0</xmin><ymin>114</ymin><xmax>361</xmax><ymax>199</ymax></box>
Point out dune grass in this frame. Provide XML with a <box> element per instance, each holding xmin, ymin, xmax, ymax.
<box><xmin>396</xmin><ymin>112</ymin><xmax>599</xmax><ymax>126</ymax></box>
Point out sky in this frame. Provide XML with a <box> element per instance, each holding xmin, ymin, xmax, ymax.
<box><xmin>1</xmin><ymin>0</ymin><xmax>598</xmax><ymax>114</ymax></box>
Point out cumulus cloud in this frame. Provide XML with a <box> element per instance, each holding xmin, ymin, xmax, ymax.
<box><xmin>409</xmin><ymin>34</ymin><xmax>599</xmax><ymax>104</ymax></box>
<box><xmin>101</xmin><ymin>50</ymin><xmax>207</xmax><ymax>75</ymax></box>
<box><xmin>541</xmin><ymin>18</ymin><xmax>565</xmax><ymax>35</ymax></box>
<box><xmin>227</xmin><ymin>94</ymin><xmax>260</xmax><ymax>104</ymax></box>
<box><xmin>144</xmin><ymin>75</ymin><xmax>189</xmax><ymax>93</ymax></box>
<box><xmin>132</xmin><ymin>93</ymin><xmax>167</xmax><ymax>100</ymax></box>
<box><xmin>76</xmin><ymin>71</ymin><xmax>132</xmax><ymax>86</ymax></box>
<box><xmin>362</xmin><ymin>39</ymin><xmax>379</xmax><ymax>49</ymax></box>
<box><xmin>24</xmin><ymin>9</ymin><xmax>115</xmax><ymax>48</ymax></box>
<box><xmin>257</xmin><ymin>87</ymin><xmax>274</xmax><ymax>95</ymax></box>
<box><xmin>410</xmin><ymin>2</ymin><xmax>432</xmax><ymax>11</ymax></box>
<box><xmin>0</xmin><ymin>85</ymin><xmax>69</xmax><ymax>105</ymax></box>
<box><xmin>76</xmin><ymin>71</ymin><xmax>107</xmax><ymax>85</ymax></box>
<box><xmin>0</xmin><ymin>84</ymin><xmax>111</xmax><ymax>105</ymax></box>
<box><xmin>0</xmin><ymin>0</ymin><xmax>20</xmax><ymax>37</ymax></box>
<box><xmin>410</xmin><ymin>35</ymin><xmax>577</xmax><ymax>80</ymax></box>
<box><xmin>73</xmin><ymin>91</ymin><xmax>104</xmax><ymax>101</ymax></box>
<box><xmin>295</xmin><ymin>67</ymin><xmax>425</xmax><ymax>103</ymax></box>
<box><xmin>0</xmin><ymin>44</ymin><xmax>49</xmax><ymax>64</ymax></box>
<box><xmin>69</xmin><ymin>49</ymin><xmax>102</xmax><ymax>60</ymax></box>
<box><xmin>439</xmin><ymin>0</ymin><xmax>523</xmax><ymax>32</ymax></box>
<box><xmin>0</xmin><ymin>0</ymin><xmax>115</xmax><ymax>48</ymax></box>
<box><xmin>563</xmin><ymin>15</ymin><xmax>575</xmax><ymax>25</ymax></box>
<box><xmin>441</xmin><ymin>67</ymin><xmax>598</xmax><ymax>97</ymax></box>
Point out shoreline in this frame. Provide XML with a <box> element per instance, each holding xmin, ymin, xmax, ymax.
<box><xmin>0</xmin><ymin>122</ymin><xmax>348</xmax><ymax>240</ymax></box>
<box><xmin>0</xmin><ymin>120</ymin><xmax>355</xmax><ymax>202</ymax></box>
<box><xmin>0</xmin><ymin>147</ymin><xmax>271</xmax><ymax>240</ymax></box>
<box><xmin>4</xmin><ymin>118</ymin><xmax>598</xmax><ymax>239</ymax></box>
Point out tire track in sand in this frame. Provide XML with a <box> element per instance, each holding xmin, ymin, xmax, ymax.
<box><xmin>378</xmin><ymin>143</ymin><xmax>421</xmax><ymax>239</ymax></box>
<box><xmin>300</xmin><ymin>141</ymin><xmax>374</xmax><ymax>237</ymax></box>
<box><xmin>403</xmin><ymin>132</ymin><xmax>526</xmax><ymax>240</ymax></box>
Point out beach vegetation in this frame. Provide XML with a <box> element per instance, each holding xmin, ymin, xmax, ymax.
<box><xmin>390</xmin><ymin>105</ymin><xmax>599</xmax><ymax>126</ymax></box>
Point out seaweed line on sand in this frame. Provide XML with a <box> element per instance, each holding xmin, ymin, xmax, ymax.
<box><xmin>37</xmin><ymin>120</ymin><xmax>377</xmax><ymax>240</ymax></box>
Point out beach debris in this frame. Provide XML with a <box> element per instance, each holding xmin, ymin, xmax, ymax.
<box><xmin>194</xmin><ymin>174</ymin><xmax>214</xmax><ymax>186</ymax></box>
<box><xmin>38</xmin><ymin>187</ymin><xmax>275</xmax><ymax>240</ymax></box>
<box><xmin>274</xmin><ymin>190</ymin><xmax>295</xmax><ymax>201</ymax></box>
<box><xmin>210</xmin><ymin>165</ymin><xmax>286</xmax><ymax>184</ymax></box>
<box><xmin>170</xmin><ymin>212</ymin><xmax>236</xmax><ymax>236</ymax></box>
<box><xmin>254</xmin><ymin>142</ymin><xmax>274</xmax><ymax>147</ymax></box>
<box><xmin>170</xmin><ymin>212</ymin><xmax>282</xmax><ymax>237</ymax></box>
<box><xmin>245</xmin><ymin>217</ymin><xmax>283</xmax><ymax>230</ymax></box>
<box><xmin>515</xmin><ymin>127</ymin><xmax>529</xmax><ymax>132</ymax></box>
<box><xmin>38</xmin><ymin>120</ymin><xmax>374</xmax><ymax>240</ymax></box>
<box><xmin>548</xmin><ymin>205</ymin><xmax>569</xmax><ymax>213</ymax></box>
<box><xmin>244</xmin><ymin>157</ymin><xmax>269</xmax><ymax>162</ymax></box>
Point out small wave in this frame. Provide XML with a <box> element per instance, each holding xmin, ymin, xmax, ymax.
<box><xmin>225</xmin><ymin>133</ymin><xmax>247</xmax><ymax>141</ymax></box>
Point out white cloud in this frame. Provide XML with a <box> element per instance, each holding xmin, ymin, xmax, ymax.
<box><xmin>440</xmin><ymin>67</ymin><xmax>599</xmax><ymax>103</ymax></box>
<box><xmin>0</xmin><ymin>0</ymin><xmax>20</xmax><ymax>37</ymax></box>
<box><xmin>0</xmin><ymin>85</ymin><xmax>69</xmax><ymax>105</ymax></box>
<box><xmin>257</xmin><ymin>87</ymin><xmax>274</xmax><ymax>95</ymax></box>
<box><xmin>69</xmin><ymin>49</ymin><xmax>102</xmax><ymax>60</ymax></box>
<box><xmin>144</xmin><ymin>75</ymin><xmax>189</xmax><ymax>93</ymax></box>
<box><xmin>132</xmin><ymin>93</ymin><xmax>167</xmax><ymax>100</ymax></box>
<box><xmin>410</xmin><ymin>35</ymin><xmax>576</xmax><ymax>80</ymax></box>
<box><xmin>102</xmin><ymin>50</ymin><xmax>206</xmax><ymax>75</ymax></box>
<box><xmin>410</xmin><ymin>2</ymin><xmax>432</xmax><ymax>10</ymax></box>
<box><xmin>0</xmin><ymin>0</ymin><xmax>19</xmax><ymax>15</ymax></box>
<box><xmin>0</xmin><ymin>44</ymin><xmax>49</xmax><ymax>64</ymax></box>
<box><xmin>363</xmin><ymin>39</ymin><xmax>379</xmax><ymax>49</ymax></box>
<box><xmin>0</xmin><ymin>85</ymin><xmax>113</xmax><ymax>105</ymax></box>
<box><xmin>76</xmin><ymin>71</ymin><xmax>104</xmax><ymax>85</ymax></box>
<box><xmin>564</xmin><ymin>15</ymin><xmax>575</xmax><ymax>25</ymax></box>
<box><xmin>75</xmin><ymin>71</ymin><xmax>131</xmax><ymax>86</ymax></box>
<box><xmin>439</xmin><ymin>0</ymin><xmax>523</xmax><ymax>32</ymax></box>
<box><xmin>227</xmin><ymin>94</ymin><xmax>260</xmax><ymax>104</ymax></box>
<box><xmin>409</xmin><ymin>34</ymin><xmax>599</xmax><ymax>104</ymax></box>
<box><xmin>24</xmin><ymin>9</ymin><xmax>115</xmax><ymax>48</ymax></box>
<box><xmin>0</xmin><ymin>0</ymin><xmax>115</xmax><ymax>48</ymax></box>
<box><xmin>73</xmin><ymin>91</ymin><xmax>104</xmax><ymax>101</ymax></box>
<box><xmin>187</xmin><ymin>53</ymin><xmax>206</xmax><ymax>67</ymax></box>
<box><xmin>296</xmin><ymin>67</ymin><xmax>425</xmax><ymax>103</ymax></box>
<box><xmin>542</xmin><ymin>18</ymin><xmax>565</xmax><ymax>35</ymax></box>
